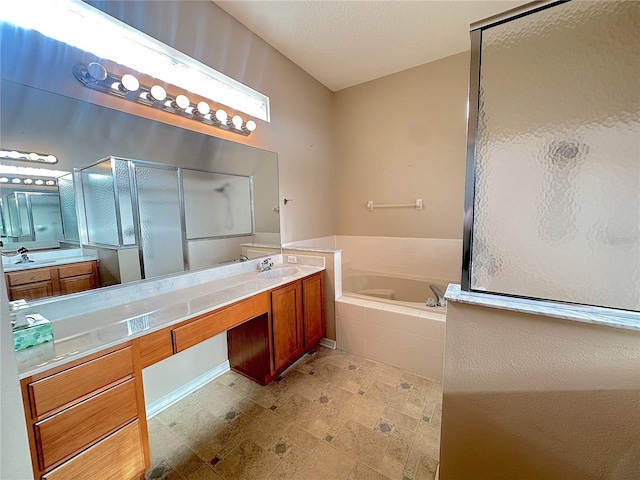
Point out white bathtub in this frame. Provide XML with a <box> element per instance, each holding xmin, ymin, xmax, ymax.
<box><xmin>337</xmin><ymin>269</ymin><xmax>447</xmax><ymax>381</ymax></box>
<box><xmin>342</xmin><ymin>270</ymin><xmax>448</xmax><ymax>313</ymax></box>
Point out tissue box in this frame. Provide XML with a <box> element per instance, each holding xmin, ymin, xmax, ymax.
<box><xmin>13</xmin><ymin>314</ymin><xmax>54</xmax><ymax>351</ymax></box>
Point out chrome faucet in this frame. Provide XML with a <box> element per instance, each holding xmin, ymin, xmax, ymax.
<box><xmin>14</xmin><ymin>248</ymin><xmax>33</xmax><ymax>264</ymax></box>
<box><xmin>428</xmin><ymin>285</ymin><xmax>446</xmax><ymax>307</ymax></box>
<box><xmin>257</xmin><ymin>258</ymin><xmax>274</xmax><ymax>272</ymax></box>
<box><xmin>239</xmin><ymin>255</ymin><xmax>249</xmax><ymax>262</ymax></box>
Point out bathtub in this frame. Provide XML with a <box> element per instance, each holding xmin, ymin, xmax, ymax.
<box><xmin>342</xmin><ymin>270</ymin><xmax>448</xmax><ymax>313</ymax></box>
<box><xmin>337</xmin><ymin>269</ymin><xmax>448</xmax><ymax>381</ymax></box>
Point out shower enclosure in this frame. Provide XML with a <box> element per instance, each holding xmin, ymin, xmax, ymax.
<box><xmin>78</xmin><ymin>156</ymin><xmax>254</xmax><ymax>280</ymax></box>
<box><xmin>2</xmin><ymin>192</ymin><xmax>63</xmax><ymax>242</ymax></box>
<box><xmin>462</xmin><ymin>0</ymin><xmax>639</xmax><ymax>311</ymax></box>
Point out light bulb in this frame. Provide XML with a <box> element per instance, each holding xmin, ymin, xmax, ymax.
<box><xmin>197</xmin><ymin>101</ymin><xmax>210</xmax><ymax>115</ymax></box>
<box><xmin>0</xmin><ymin>177</ymin><xmax>8</xmax><ymax>183</ymax></box>
<box><xmin>12</xmin><ymin>178</ymin><xmax>22</xmax><ymax>184</ymax></box>
<box><xmin>46</xmin><ymin>155</ymin><xmax>57</xmax><ymax>163</ymax></box>
<box><xmin>149</xmin><ymin>85</ymin><xmax>167</xmax><ymax>101</ymax></box>
<box><xmin>34</xmin><ymin>179</ymin><xmax>44</xmax><ymax>185</ymax></box>
<box><xmin>232</xmin><ymin>115</ymin><xmax>243</xmax><ymax>129</ymax></box>
<box><xmin>245</xmin><ymin>120</ymin><xmax>257</xmax><ymax>132</ymax></box>
<box><xmin>86</xmin><ymin>62</ymin><xmax>107</xmax><ymax>81</ymax></box>
<box><xmin>215</xmin><ymin>109</ymin><xmax>228</xmax><ymax>124</ymax></box>
<box><xmin>28</xmin><ymin>152</ymin><xmax>39</xmax><ymax>161</ymax></box>
<box><xmin>9</xmin><ymin>151</ymin><xmax>20</xmax><ymax>159</ymax></box>
<box><xmin>185</xmin><ymin>106</ymin><xmax>194</xmax><ymax>115</ymax></box>
<box><xmin>121</xmin><ymin>74</ymin><xmax>139</xmax><ymax>92</ymax></box>
<box><xmin>23</xmin><ymin>178</ymin><xmax>33</xmax><ymax>184</ymax></box>
<box><xmin>45</xmin><ymin>180</ymin><xmax>55</xmax><ymax>186</ymax></box>
<box><xmin>175</xmin><ymin>94</ymin><xmax>190</xmax><ymax>109</ymax></box>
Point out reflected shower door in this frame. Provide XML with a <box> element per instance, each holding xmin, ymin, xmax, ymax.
<box><xmin>134</xmin><ymin>164</ymin><xmax>184</xmax><ymax>279</ymax></box>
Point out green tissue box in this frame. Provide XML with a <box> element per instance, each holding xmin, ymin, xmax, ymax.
<box><xmin>13</xmin><ymin>314</ymin><xmax>54</xmax><ymax>351</ymax></box>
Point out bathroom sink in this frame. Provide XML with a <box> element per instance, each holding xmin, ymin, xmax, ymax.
<box><xmin>257</xmin><ymin>267</ymin><xmax>300</xmax><ymax>280</ymax></box>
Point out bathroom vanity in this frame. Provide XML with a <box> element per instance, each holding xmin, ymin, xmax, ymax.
<box><xmin>5</xmin><ymin>259</ymin><xmax>100</xmax><ymax>301</ymax></box>
<box><xmin>14</xmin><ymin>260</ymin><xmax>325</xmax><ymax>479</ymax></box>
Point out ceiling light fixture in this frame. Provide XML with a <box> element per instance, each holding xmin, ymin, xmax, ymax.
<box><xmin>0</xmin><ymin>0</ymin><xmax>270</xmax><ymax>121</ymax></box>
<box><xmin>0</xmin><ymin>149</ymin><xmax>58</xmax><ymax>164</ymax></box>
<box><xmin>73</xmin><ymin>64</ymin><xmax>258</xmax><ymax>135</ymax></box>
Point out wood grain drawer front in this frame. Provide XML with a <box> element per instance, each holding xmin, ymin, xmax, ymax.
<box><xmin>35</xmin><ymin>378</ymin><xmax>138</xmax><ymax>470</ymax></box>
<box><xmin>41</xmin><ymin>420</ymin><xmax>145</xmax><ymax>480</ymax></box>
<box><xmin>136</xmin><ymin>329</ymin><xmax>174</xmax><ymax>368</ymax></box>
<box><xmin>172</xmin><ymin>297</ymin><xmax>260</xmax><ymax>353</ymax></box>
<box><xmin>28</xmin><ymin>347</ymin><xmax>134</xmax><ymax>418</ymax></box>
<box><xmin>57</xmin><ymin>261</ymin><xmax>95</xmax><ymax>279</ymax></box>
<box><xmin>7</xmin><ymin>268</ymin><xmax>52</xmax><ymax>286</ymax></box>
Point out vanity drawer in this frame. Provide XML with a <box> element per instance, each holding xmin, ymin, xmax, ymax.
<box><xmin>172</xmin><ymin>294</ymin><xmax>269</xmax><ymax>353</ymax></box>
<box><xmin>136</xmin><ymin>328</ymin><xmax>174</xmax><ymax>368</ymax></box>
<box><xmin>28</xmin><ymin>347</ymin><xmax>134</xmax><ymax>418</ymax></box>
<box><xmin>34</xmin><ymin>378</ymin><xmax>138</xmax><ymax>470</ymax></box>
<box><xmin>57</xmin><ymin>261</ymin><xmax>95</xmax><ymax>278</ymax></box>
<box><xmin>41</xmin><ymin>420</ymin><xmax>144</xmax><ymax>480</ymax></box>
<box><xmin>6</xmin><ymin>268</ymin><xmax>52</xmax><ymax>286</ymax></box>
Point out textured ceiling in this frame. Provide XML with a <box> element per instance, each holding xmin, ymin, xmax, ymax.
<box><xmin>214</xmin><ymin>0</ymin><xmax>529</xmax><ymax>91</ymax></box>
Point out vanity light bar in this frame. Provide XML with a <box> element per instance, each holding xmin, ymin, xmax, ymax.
<box><xmin>0</xmin><ymin>149</ymin><xmax>58</xmax><ymax>164</ymax></box>
<box><xmin>0</xmin><ymin>177</ymin><xmax>56</xmax><ymax>186</ymax></box>
<box><xmin>73</xmin><ymin>63</ymin><xmax>258</xmax><ymax>136</ymax></box>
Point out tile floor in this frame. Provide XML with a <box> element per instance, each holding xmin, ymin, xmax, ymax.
<box><xmin>146</xmin><ymin>347</ymin><xmax>442</xmax><ymax>480</ymax></box>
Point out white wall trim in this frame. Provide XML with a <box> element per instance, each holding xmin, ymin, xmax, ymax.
<box><xmin>319</xmin><ymin>337</ymin><xmax>337</xmax><ymax>349</ymax></box>
<box><xmin>145</xmin><ymin>361</ymin><xmax>230</xmax><ymax>418</ymax></box>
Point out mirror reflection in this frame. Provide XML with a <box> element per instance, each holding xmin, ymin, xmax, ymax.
<box><xmin>1</xmin><ymin>79</ymin><xmax>281</xmax><ymax>301</ymax></box>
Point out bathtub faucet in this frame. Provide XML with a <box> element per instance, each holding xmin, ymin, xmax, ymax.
<box><xmin>428</xmin><ymin>285</ymin><xmax>446</xmax><ymax>307</ymax></box>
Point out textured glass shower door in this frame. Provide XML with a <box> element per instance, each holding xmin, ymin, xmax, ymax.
<box><xmin>134</xmin><ymin>164</ymin><xmax>185</xmax><ymax>279</ymax></box>
<box><xmin>467</xmin><ymin>1</ymin><xmax>640</xmax><ymax>311</ymax></box>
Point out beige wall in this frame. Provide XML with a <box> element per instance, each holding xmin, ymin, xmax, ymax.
<box><xmin>440</xmin><ymin>302</ymin><xmax>640</xmax><ymax>479</ymax></box>
<box><xmin>2</xmin><ymin>0</ymin><xmax>336</xmax><ymax>244</ymax></box>
<box><xmin>333</xmin><ymin>52</ymin><xmax>468</xmax><ymax>239</ymax></box>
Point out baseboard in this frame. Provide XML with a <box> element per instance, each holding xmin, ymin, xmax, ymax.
<box><xmin>146</xmin><ymin>360</ymin><xmax>230</xmax><ymax>418</ymax></box>
<box><xmin>319</xmin><ymin>337</ymin><xmax>337</xmax><ymax>349</ymax></box>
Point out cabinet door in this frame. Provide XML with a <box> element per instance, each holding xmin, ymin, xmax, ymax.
<box><xmin>8</xmin><ymin>281</ymin><xmax>55</xmax><ymax>301</ymax></box>
<box><xmin>271</xmin><ymin>281</ymin><xmax>303</xmax><ymax>371</ymax></box>
<box><xmin>58</xmin><ymin>274</ymin><xmax>97</xmax><ymax>295</ymax></box>
<box><xmin>303</xmin><ymin>273</ymin><xmax>325</xmax><ymax>348</ymax></box>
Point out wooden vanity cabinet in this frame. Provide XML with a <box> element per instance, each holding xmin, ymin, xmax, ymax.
<box><xmin>228</xmin><ymin>272</ymin><xmax>326</xmax><ymax>385</ymax></box>
<box><xmin>5</xmin><ymin>260</ymin><xmax>100</xmax><ymax>301</ymax></box>
<box><xmin>302</xmin><ymin>272</ymin><xmax>326</xmax><ymax>348</ymax></box>
<box><xmin>20</xmin><ymin>344</ymin><xmax>149</xmax><ymax>480</ymax></box>
<box><xmin>271</xmin><ymin>280</ymin><xmax>304</xmax><ymax>372</ymax></box>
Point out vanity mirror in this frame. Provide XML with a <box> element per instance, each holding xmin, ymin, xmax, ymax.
<box><xmin>1</xmin><ymin>75</ymin><xmax>280</xmax><ymax>302</ymax></box>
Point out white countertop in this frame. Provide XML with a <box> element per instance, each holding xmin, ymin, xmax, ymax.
<box><xmin>15</xmin><ymin>258</ymin><xmax>324</xmax><ymax>379</ymax></box>
<box><xmin>445</xmin><ymin>284</ymin><xmax>640</xmax><ymax>332</ymax></box>
<box><xmin>3</xmin><ymin>254</ymin><xmax>99</xmax><ymax>272</ymax></box>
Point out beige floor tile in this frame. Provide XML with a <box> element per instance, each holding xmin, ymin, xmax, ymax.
<box><xmin>148</xmin><ymin>348</ymin><xmax>442</xmax><ymax>480</ymax></box>
<box><xmin>213</xmin><ymin>438</ymin><xmax>280</xmax><ymax>480</ymax></box>
<box><xmin>185</xmin><ymin>464</ymin><xmax>224</xmax><ymax>480</ymax></box>
<box><xmin>364</xmin><ymin>381</ymin><xmax>410</xmax><ymax>411</ymax></box>
<box><xmin>381</xmin><ymin>406</ymin><xmax>420</xmax><ymax>432</ymax></box>
<box><xmin>285</xmin><ymin>424</ymin><xmax>321</xmax><ymax>453</ymax></box>
<box><xmin>266</xmin><ymin>445</ymin><xmax>309</xmax><ymax>479</ymax></box>
<box><xmin>243</xmin><ymin>409</ymin><xmax>291</xmax><ymax>449</ymax></box>
<box><xmin>275</xmin><ymin>392</ymin><xmax>325</xmax><ymax>427</ymax></box>
<box><xmin>384</xmin><ymin>425</ymin><xmax>415</xmax><ymax>465</ymax></box>
<box><xmin>412</xmin><ymin>423</ymin><xmax>440</xmax><ymax>462</ymax></box>
<box><xmin>298</xmin><ymin>442</ymin><xmax>356</xmax><ymax>479</ymax></box>
<box><xmin>164</xmin><ymin>443</ymin><xmax>206</xmax><ymax>478</ymax></box>
<box><xmin>402</xmin><ymin>448</ymin><xmax>422</xmax><ymax>480</ymax></box>
<box><xmin>348</xmin><ymin>462</ymin><xmax>393</xmax><ymax>480</ymax></box>
<box><xmin>332</xmin><ymin>420</ymin><xmax>391</xmax><ymax>470</ymax></box>
<box><xmin>377</xmin><ymin>455</ymin><xmax>405</xmax><ymax>480</ymax></box>
<box><xmin>146</xmin><ymin>460</ymin><xmax>183</xmax><ymax>480</ymax></box>
<box><xmin>415</xmin><ymin>455</ymin><xmax>438</xmax><ymax>480</ymax></box>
